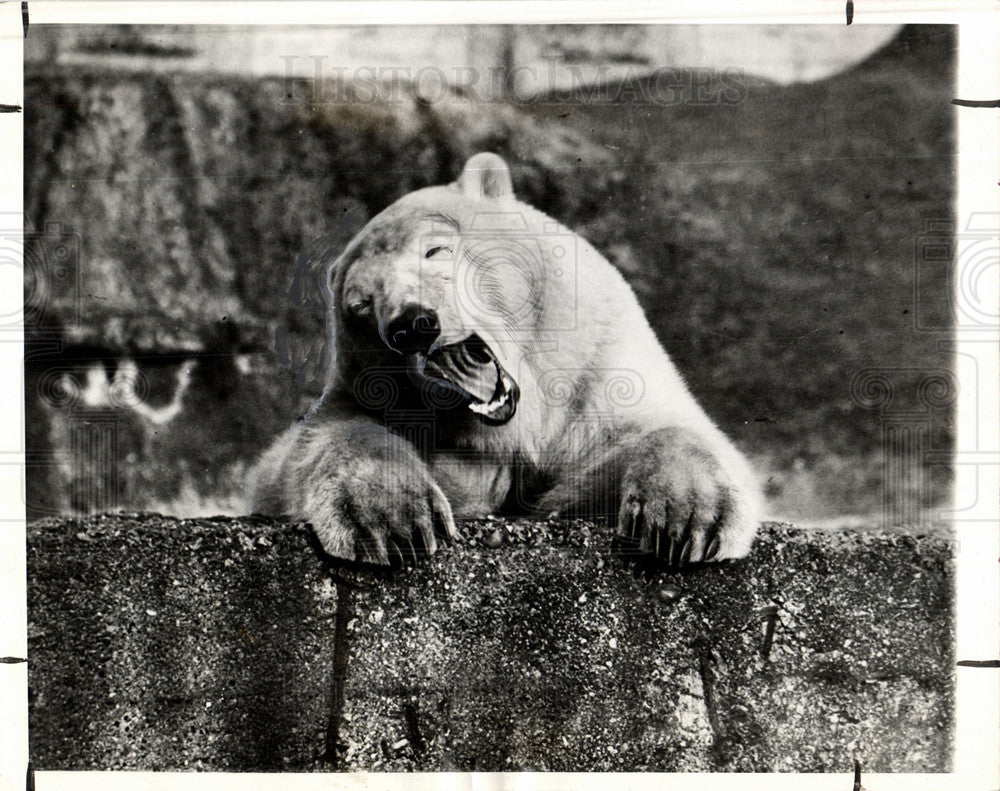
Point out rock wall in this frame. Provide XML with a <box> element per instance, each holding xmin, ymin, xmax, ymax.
<box><xmin>27</xmin><ymin>515</ymin><xmax>954</xmax><ymax>772</ymax></box>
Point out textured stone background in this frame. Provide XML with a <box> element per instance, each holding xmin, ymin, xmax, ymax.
<box><xmin>27</xmin><ymin>516</ymin><xmax>954</xmax><ymax>772</ymax></box>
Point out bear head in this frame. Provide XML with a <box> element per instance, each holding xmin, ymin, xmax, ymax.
<box><xmin>327</xmin><ymin>152</ymin><xmax>577</xmax><ymax>429</ymax></box>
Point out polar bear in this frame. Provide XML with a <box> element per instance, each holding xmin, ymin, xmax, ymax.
<box><xmin>250</xmin><ymin>152</ymin><xmax>761</xmax><ymax>567</ymax></box>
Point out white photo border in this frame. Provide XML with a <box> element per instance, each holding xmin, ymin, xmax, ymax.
<box><xmin>2</xmin><ymin>2</ymin><xmax>997</xmax><ymax>790</ymax></box>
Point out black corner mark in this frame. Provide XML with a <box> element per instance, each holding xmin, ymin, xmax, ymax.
<box><xmin>26</xmin><ymin>761</ymin><xmax>34</xmax><ymax>791</ymax></box>
<box><xmin>956</xmin><ymin>659</ymin><xmax>1000</xmax><ymax>668</ymax></box>
<box><xmin>0</xmin><ymin>105</ymin><xmax>22</xmax><ymax>113</ymax></box>
<box><xmin>951</xmin><ymin>99</ymin><xmax>1000</xmax><ymax>108</ymax></box>
<box><xmin>0</xmin><ymin>656</ymin><xmax>27</xmax><ymax>663</ymax></box>
<box><xmin>22</xmin><ymin>2</ymin><xmax>28</xmax><ymax>38</ymax></box>
<box><xmin>846</xmin><ymin>0</ymin><xmax>854</xmax><ymax>25</ymax></box>
<box><xmin>853</xmin><ymin>759</ymin><xmax>862</xmax><ymax>791</ymax></box>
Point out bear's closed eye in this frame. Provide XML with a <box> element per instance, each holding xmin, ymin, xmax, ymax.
<box><xmin>425</xmin><ymin>245</ymin><xmax>452</xmax><ymax>258</ymax></box>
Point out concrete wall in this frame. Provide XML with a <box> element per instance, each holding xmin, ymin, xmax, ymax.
<box><xmin>27</xmin><ymin>515</ymin><xmax>954</xmax><ymax>772</ymax></box>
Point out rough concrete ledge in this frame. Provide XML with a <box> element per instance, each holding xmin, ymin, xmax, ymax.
<box><xmin>27</xmin><ymin>514</ymin><xmax>954</xmax><ymax>772</ymax></box>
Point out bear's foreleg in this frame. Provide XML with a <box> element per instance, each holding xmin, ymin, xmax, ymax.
<box><xmin>249</xmin><ymin>413</ymin><xmax>458</xmax><ymax>565</ymax></box>
<box><xmin>615</xmin><ymin>426</ymin><xmax>760</xmax><ymax>565</ymax></box>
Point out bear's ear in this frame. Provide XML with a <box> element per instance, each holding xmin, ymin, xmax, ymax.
<box><xmin>457</xmin><ymin>152</ymin><xmax>514</xmax><ymax>201</ymax></box>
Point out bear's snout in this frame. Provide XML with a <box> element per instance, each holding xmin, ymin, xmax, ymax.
<box><xmin>384</xmin><ymin>303</ymin><xmax>441</xmax><ymax>355</ymax></box>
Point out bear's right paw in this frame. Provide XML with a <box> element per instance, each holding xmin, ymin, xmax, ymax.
<box><xmin>304</xmin><ymin>463</ymin><xmax>459</xmax><ymax>566</ymax></box>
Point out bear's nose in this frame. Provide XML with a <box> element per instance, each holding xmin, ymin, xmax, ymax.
<box><xmin>386</xmin><ymin>304</ymin><xmax>441</xmax><ymax>354</ymax></box>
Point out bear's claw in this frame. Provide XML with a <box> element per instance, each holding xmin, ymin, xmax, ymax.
<box><xmin>303</xmin><ymin>443</ymin><xmax>460</xmax><ymax>567</ymax></box>
<box><xmin>352</xmin><ymin>487</ymin><xmax>456</xmax><ymax>567</ymax></box>
<box><xmin>617</xmin><ymin>491</ymin><xmax>730</xmax><ymax>567</ymax></box>
<box><xmin>613</xmin><ymin>425</ymin><xmax>759</xmax><ymax>568</ymax></box>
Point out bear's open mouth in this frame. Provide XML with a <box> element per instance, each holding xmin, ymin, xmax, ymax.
<box><xmin>406</xmin><ymin>335</ymin><xmax>519</xmax><ymax>425</ymax></box>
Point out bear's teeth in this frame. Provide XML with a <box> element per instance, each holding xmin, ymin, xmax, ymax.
<box><xmin>468</xmin><ymin>390</ymin><xmax>509</xmax><ymax>416</ymax></box>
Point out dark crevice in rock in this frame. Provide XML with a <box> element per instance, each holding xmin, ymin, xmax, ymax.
<box><xmin>322</xmin><ymin>577</ymin><xmax>356</xmax><ymax>767</ymax></box>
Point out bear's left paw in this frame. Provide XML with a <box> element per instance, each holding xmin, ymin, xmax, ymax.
<box><xmin>616</xmin><ymin>428</ymin><xmax>759</xmax><ymax>566</ymax></box>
